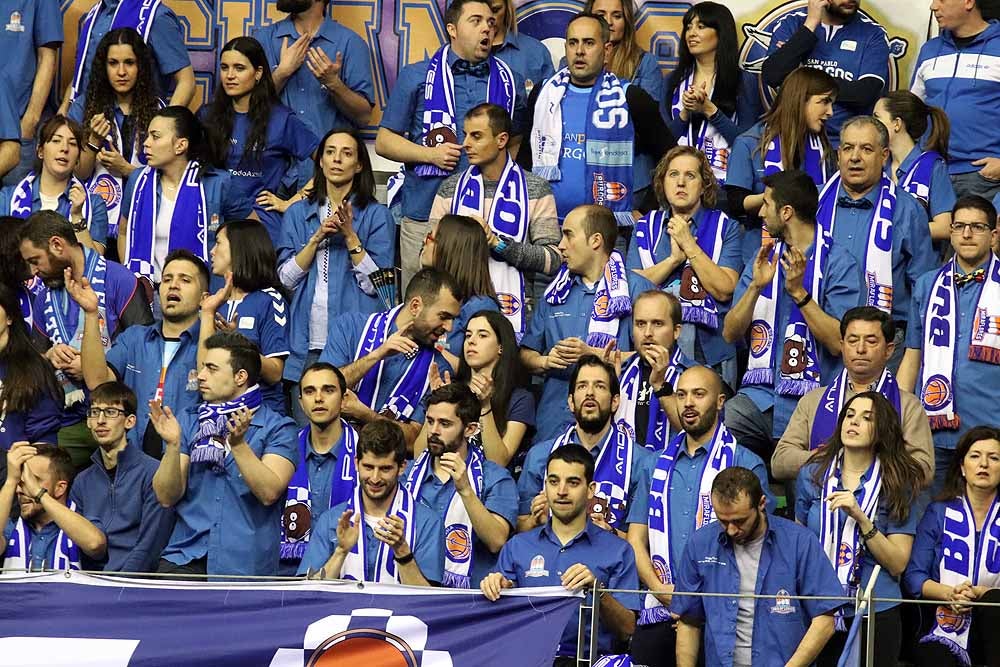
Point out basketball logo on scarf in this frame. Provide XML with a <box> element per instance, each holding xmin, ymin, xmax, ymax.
<box><xmin>594</xmin><ymin>293</ymin><xmax>611</xmax><ymax>318</ymax></box>
<box><xmin>866</xmin><ymin>271</ymin><xmax>893</xmax><ymax>312</ymax></box>
<box><xmin>651</xmin><ymin>555</ymin><xmax>669</xmax><ymax>584</ymax></box>
<box><xmin>90</xmin><ymin>174</ymin><xmax>122</xmax><ymax>211</ymax></box>
<box><xmin>749</xmin><ymin>320</ymin><xmax>772</xmax><ymax>358</ymax></box>
<box><xmin>444</xmin><ymin>524</ymin><xmax>472</xmax><ymax>563</ymax></box>
<box><xmin>922</xmin><ymin>374</ymin><xmax>952</xmax><ymax>411</ymax></box>
<box><xmin>934</xmin><ymin>605</ymin><xmax>970</xmax><ymax>635</ymax></box>
<box><xmin>592</xmin><ymin>173</ymin><xmax>628</xmax><ymax>205</ymax></box>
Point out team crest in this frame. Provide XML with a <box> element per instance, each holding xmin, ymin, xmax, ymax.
<box><xmin>749</xmin><ymin>320</ymin><xmax>772</xmax><ymax>357</ymax></box>
<box><xmin>921</xmin><ymin>374</ymin><xmax>952</xmax><ymax>411</ymax></box>
<box><xmin>444</xmin><ymin>524</ymin><xmax>472</xmax><ymax>562</ymax></box>
<box><xmin>974</xmin><ymin>307</ymin><xmax>1000</xmax><ymax>341</ymax></box>
<box><xmin>837</xmin><ymin>541</ymin><xmax>853</xmax><ymax>567</ymax></box>
<box><xmin>90</xmin><ymin>174</ymin><xmax>122</xmax><ymax>210</ymax></box>
<box><xmin>5</xmin><ymin>11</ymin><xmax>23</xmax><ymax>33</ymax></box>
<box><xmin>298</xmin><ymin>610</ymin><xmax>454</xmax><ymax>666</ymax></box>
<box><xmin>526</xmin><ymin>554</ymin><xmax>549</xmax><ymax>578</ymax></box>
<box><xmin>866</xmin><ymin>271</ymin><xmax>893</xmax><ymax>311</ymax></box>
<box><xmin>592</xmin><ymin>173</ymin><xmax>628</xmax><ymax>205</ymax></box>
<box><xmin>770</xmin><ymin>589</ymin><xmax>796</xmax><ymax>615</ymax></box>
<box><xmin>651</xmin><ymin>555</ymin><xmax>670</xmax><ymax>584</ymax></box>
<box><xmin>497</xmin><ymin>292</ymin><xmax>521</xmax><ymax>316</ymax></box>
<box><xmin>934</xmin><ymin>605</ymin><xmax>970</xmax><ymax>635</ymax></box>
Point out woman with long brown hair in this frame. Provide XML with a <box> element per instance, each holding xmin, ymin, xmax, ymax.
<box><xmin>582</xmin><ymin>0</ymin><xmax>662</xmax><ymax>101</ymax></box>
<box><xmin>795</xmin><ymin>391</ymin><xmax>926</xmax><ymax>666</ymax></box>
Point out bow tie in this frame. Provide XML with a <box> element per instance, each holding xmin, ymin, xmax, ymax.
<box><xmin>837</xmin><ymin>196</ymin><xmax>873</xmax><ymax>210</ymax></box>
<box><xmin>955</xmin><ymin>268</ymin><xmax>986</xmax><ymax>286</ymax></box>
<box><xmin>453</xmin><ymin>60</ymin><xmax>490</xmax><ymax>77</ymax></box>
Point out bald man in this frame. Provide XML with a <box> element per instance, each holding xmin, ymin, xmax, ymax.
<box><xmin>628</xmin><ymin>366</ymin><xmax>772</xmax><ymax>667</ymax></box>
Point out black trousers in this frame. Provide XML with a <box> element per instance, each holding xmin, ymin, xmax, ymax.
<box><xmin>630</xmin><ymin>620</ymin><xmax>705</xmax><ymax>667</ymax></box>
<box><xmin>155</xmin><ymin>556</ymin><xmax>208</xmax><ymax>580</ymax></box>
<box><xmin>816</xmin><ymin>606</ymin><xmax>901</xmax><ymax>667</ymax></box>
<box><xmin>914</xmin><ymin>589</ymin><xmax>1000</xmax><ymax>667</ymax></box>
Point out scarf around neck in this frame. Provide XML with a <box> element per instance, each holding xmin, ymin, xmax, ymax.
<box><xmin>190</xmin><ymin>385</ymin><xmax>263</xmax><ymax>471</ymax></box>
<box><xmin>354</xmin><ymin>306</ymin><xmax>433</xmax><ymax>421</ymax></box>
<box><xmin>544</xmin><ymin>250</ymin><xmax>632</xmax><ymax>350</ymax></box>
<box><xmin>615</xmin><ymin>348</ymin><xmax>684</xmax><ymax>452</ymax></box>
<box><xmin>5</xmin><ymin>502</ymin><xmax>82</xmax><ymax>571</ymax></box>
<box><xmin>550</xmin><ymin>422</ymin><xmax>633</xmax><ymax>530</ymax></box>
<box><xmin>671</xmin><ymin>72</ymin><xmax>733</xmax><ymax>184</ymax></box>
<box><xmin>809</xmin><ymin>369</ymin><xmax>901</xmax><ymax>450</ymax></box>
<box><xmin>341</xmin><ymin>483</ymin><xmax>417</xmax><ymax>583</ymax></box>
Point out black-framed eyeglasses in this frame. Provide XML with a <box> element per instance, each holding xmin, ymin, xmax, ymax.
<box><xmin>950</xmin><ymin>222</ymin><xmax>993</xmax><ymax>235</ymax></box>
<box><xmin>87</xmin><ymin>407</ymin><xmax>127</xmax><ymax>419</ymax></box>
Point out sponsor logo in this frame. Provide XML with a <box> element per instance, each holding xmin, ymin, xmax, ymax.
<box><xmin>5</xmin><ymin>11</ymin><xmax>24</xmax><ymax>33</ymax></box>
<box><xmin>526</xmin><ymin>554</ymin><xmax>549</xmax><ymax>578</ymax></box>
<box><xmin>770</xmin><ymin>589</ymin><xmax>796</xmax><ymax>615</ymax></box>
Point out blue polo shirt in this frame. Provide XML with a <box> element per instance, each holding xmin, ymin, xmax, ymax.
<box><xmin>120</xmin><ymin>167</ymin><xmax>251</xmax><ymax>278</ymax></box>
<box><xmin>517</xmin><ymin>427</ymin><xmax>656</xmax><ymax>526</ymax></box>
<box><xmin>380</xmin><ymin>49</ymin><xmax>526</xmax><ymax>222</ymax></box>
<box><xmin>906</xmin><ymin>260</ymin><xmax>1000</xmax><ymax>450</ymax></box>
<box><xmin>767</xmin><ymin>10</ymin><xmax>890</xmax><ymax>141</ymax></box>
<box><xmin>795</xmin><ymin>461</ymin><xmax>924</xmax><ymax>614</ymax></box>
<box><xmin>106</xmin><ymin>321</ymin><xmax>201</xmax><ymax>449</ymax></box>
<box><xmin>403</xmin><ymin>454</ymin><xmax>518</xmax><ymax>586</ymax></box>
<box><xmin>319</xmin><ymin>310</ymin><xmax>454</xmax><ymax>418</ymax></box>
<box><xmin>0</xmin><ymin>70</ymin><xmax>17</xmax><ymax>143</ymax></box>
<box><xmin>733</xmin><ymin>241</ymin><xmax>861</xmax><ymax>438</ymax></box>
<box><xmin>444</xmin><ymin>295</ymin><xmax>499</xmax><ymax>358</ymax></box>
<box><xmin>0</xmin><ymin>0</ymin><xmax>62</xmax><ymax>116</ymax></box>
<box><xmin>492</xmin><ymin>31</ymin><xmax>554</xmax><ymax>97</ymax></box>
<box><xmin>219</xmin><ymin>289</ymin><xmax>290</xmax><ymax>414</ymax></box>
<box><xmin>659</xmin><ymin>442</ymin><xmax>774</xmax><ymax>570</ymax></box>
<box><xmin>670</xmin><ymin>515</ymin><xmax>845</xmax><ymax>667</ymax></box>
<box><xmin>0</xmin><ymin>363</ymin><xmax>60</xmax><ymax>449</ymax></box>
<box><xmin>296</xmin><ymin>488</ymin><xmax>445</xmax><ymax>583</ymax></box>
<box><xmin>520</xmin><ymin>269</ymin><xmax>656</xmax><ymax>441</ymax></box>
<box><xmin>824</xmin><ymin>182</ymin><xmax>936</xmax><ymax>323</ymax></box>
<box><xmin>2</xmin><ymin>519</ymin><xmax>67</xmax><ymax>570</ymax></box>
<box><xmin>493</xmin><ymin>521</ymin><xmax>641</xmax><ymax>658</ymax></box>
<box><xmin>625</xmin><ymin>207</ymin><xmax>744</xmax><ymax>367</ymax></box>
<box><xmin>895</xmin><ymin>146</ymin><xmax>956</xmax><ymax>220</ymax></box>
<box><xmin>160</xmin><ymin>403</ymin><xmax>299</xmax><ymax>576</ymax></box>
<box><xmin>69</xmin><ymin>443</ymin><xmax>175</xmax><ymax>572</ymax></box>
<box><xmin>0</xmin><ymin>181</ymin><xmax>109</xmax><ymax>245</ymax></box>
<box><xmin>297</xmin><ymin>427</ymin><xmax>353</xmax><ymax>528</ymax></box>
<box><xmin>71</xmin><ymin>0</ymin><xmax>190</xmax><ymax>103</ymax></box>
<box><xmin>277</xmin><ymin>198</ymin><xmax>395</xmax><ymax>381</ymax></box>
<box><xmin>254</xmin><ymin>18</ymin><xmax>374</xmax><ymax>136</ymax></box>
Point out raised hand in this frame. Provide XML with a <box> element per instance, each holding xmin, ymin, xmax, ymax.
<box><xmin>427</xmin><ymin>361</ymin><xmax>453</xmax><ymax>392</ymax></box>
<box><xmin>225</xmin><ymin>406</ymin><xmax>253</xmax><ymax>446</ymax></box>
<box><xmin>439</xmin><ymin>451</ymin><xmax>471</xmax><ymax>492</ymax></box>
<box><xmin>428</xmin><ymin>141</ymin><xmax>462</xmax><ymax>171</ymax></box>
<box><xmin>200</xmin><ymin>271</ymin><xmax>233</xmax><ymax>314</ymax></box>
<box><xmin>781</xmin><ymin>245</ymin><xmax>808</xmax><ymax>301</ymax></box>
<box><xmin>468</xmin><ymin>372</ymin><xmax>494</xmax><ymax>405</ymax></box>
<box><xmin>378</xmin><ymin>320</ymin><xmax>419</xmax><ymax>359</ymax></box>
<box><xmin>561</xmin><ymin>563</ymin><xmax>597</xmax><ymax>592</ymax></box>
<box><xmin>335</xmin><ymin>509</ymin><xmax>360</xmax><ymax>553</ymax></box>
<box><xmin>68</xmin><ymin>182</ymin><xmax>87</xmax><ymax>219</ymax></box>
<box><xmin>645</xmin><ymin>344</ymin><xmax>672</xmax><ymax>389</ymax></box>
<box><xmin>750</xmin><ymin>244</ymin><xmax>778</xmax><ymax>290</ymax></box>
<box><xmin>306</xmin><ymin>47</ymin><xmax>343</xmax><ymax>90</ymax></box>
<box><xmin>5</xmin><ymin>442</ymin><xmax>36</xmax><ymax>486</ymax></box>
<box><xmin>277</xmin><ymin>33</ymin><xmax>312</xmax><ymax>78</ymax></box>
<box><xmin>64</xmin><ymin>267</ymin><xmax>100</xmax><ymax>314</ymax></box>
<box><xmin>88</xmin><ymin>114</ymin><xmax>112</xmax><ymax>146</ymax></box>
<box><xmin>601</xmin><ymin>339</ymin><xmax>623</xmax><ymax>378</ymax></box>
<box><xmin>148</xmin><ymin>399</ymin><xmax>182</xmax><ymax>447</ymax></box>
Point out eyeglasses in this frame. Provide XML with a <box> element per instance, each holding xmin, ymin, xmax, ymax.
<box><xmin>950</xmin><ymin>222</ymin><xmax>994</xmax><ymax>235</ymax></box>
<box><xmin>87</xmin><ymin>407</ymin><xmax>127</xmax><ymax>419</ymax></box>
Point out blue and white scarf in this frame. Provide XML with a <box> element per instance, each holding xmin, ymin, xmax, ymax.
<box><xmin>550</xmin><ymin>423</ymin><xmax>633</xmax><ymax>530</ymax></box>
<box><xmin>71</xmin><ymin>0</ymin><xmax>161</xmax><ymax>102</ymax></box>
<box><xmin>763</xmin><ymin>133</ymin><xmax>828</xmax><ymax>186</ymax></box>
<box><xmin>821</xmin><ymin>453</ymin><xmax>882</xmax><ymax>632</ymax></box>
<box><xmin>634</xmin><ymin>209</ymin><xmax>731</xmax><ymax>328</ymax></box>
<box><xmin>354</xmin><ymin>305</ymin><xmax>433</xmax><ymax>421</ymax></box>
<box><xmin>415</xmin><ymin>46</ymin><xmax>515</xmax><ymax>178</ymax></box>
<box><xmin>124</xmin><ymin>162</ymin><xmax>209</xmax><ymax>280</ymax></box>
<box><xmin>640</xmin><ymin>423</ymin><xmax>737</xmax><ymax>625</ymax></box>
<box><xmin>900</xmin><ymin>151</ymin><xmax>942</xmax><ymax>210</ymax></box>
<box><xmin>10</xmin><ymin>172</ymin><xmax>92</xmax><ymax>223</ymax></box>
<box><xmin>742</xmin><ymin>231</ymin><xmax>829</xmax><ymax>396</ymax></box>
<box><xmin>670</xmin><ymin>72</ymin><xmax>733</xmax><ymax>184</ymax></box>
<box><xmin>43</xmin><ymin>249</ymin><xmax>110</xmax><ymax>407</ymax></box>
<box><xmin>452</xmin><ymin>157</ymin><xmax>529</xmax><ymax>338</ymax></box>
<box><xmin>405</xmin><ymin>446</ymin><xmax>485</xmax><ymax>589</ymax></box>
<box><xmin>919</xmin><ymin>255</ymin><xmax>1000</xmax><ymax>430</ymax></box>
<box><xmin>341</xmin><ymin>483</ymin><xmax>417</xmax><ymax>583</ymax></box>
<box><xmin>544</xmin><ymin>250</ymin><xmax>631</xmax><ymax>350</ymax></box>
<box><xmin>190</xmin><ymin>385</ymin><xmax>263</xmax><ymax>470</ymax></box>
<box><xmin>615</xmin><ymin>348</ymin><xmax>684</xmax><ymax>452</ymax></box>
<box><xmin>5</xmin><ymin>502</ymin><xmax>81</xmax><ymax>571</ymax></box>
<box><xmin>817</xmin><ymin>175</ymin><xmax>896</xmax><ymax>313</ymax></box>
<box><xmin>809</xmin><ymin>369</ymin><xmax>901</xmax><ymax>450</ymax></box>
<box><xmin>280</xmin><ymin>421</ymin><xmax>358</xmax><ymax>562</ymax></box>
<box><xmin>531</xmin><ymin>68</ymin><xmax>635</xmax><ymax>226</ymax></box>
<box><xmin>920</xmin><ymin>494</ymin><xmax>1000</xmax><ymax>665</ymax></box>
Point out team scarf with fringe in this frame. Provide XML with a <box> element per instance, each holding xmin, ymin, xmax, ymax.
<box><xmin>615</xmin><ymin>348</ymin><xmax>684</xmax><ymax>452</ymax></box>
<box><xmin>550</xmin><ymin>422</ymin><xmax>633</xmax><ymax>530</ymax></box>
<box><xmin>190</xmin><ymin>385</ymin><xmax>263</xmax><ymax>471</ymax></box>
<box><xmin>544</xmin><ymin>250</ymin><xmax>631</xmax><ymax>350</ymax></box>
<box><xmin>809</xmin><ymin>368</ymin><xmax>901</xmax><ymax>450</ymax></box>
<box><xmin>340</xmin><ymin>483</ymin><xmax>417</xmax><ymax>583</ymax></box>
<box><xmin>5</xmin><ymin>502</ymin><xmax>81</xmax><ymax>571</ymax></box>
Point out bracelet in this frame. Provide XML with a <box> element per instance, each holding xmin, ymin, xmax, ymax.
<box><xmin>480</xmin><ymin>408</ymin><xmax>493</xmax><ymax>417</ymax></box>
<box><xmin>71</xmin><ymin>217</ymin><xmax>88</xmax><ymax>232</ymax></box>
<box><xmin>493</xmin><ymin>238</ymin><xmax>507</xmax><ymax>254</ymax></box>
<box><xmin>860</xmin><ymin>524</ymin><xmax>879</xmax><ymax>542</ymax></box>
<box><xmin>794</xmin><ymin>292</ymin><xmax>812</xmax><ymax>309</ymax></box>
<box><xmin>393</xmin><ymin>551</ymin><xmax>415</xmax><ymax>565</ymax></box>
<box><xmin>32</xmin><ymin>488</ymin><xmax>48</xmax><ymax>503</ymax></box>
<box><xmin>85</xmin><ymin>142</ymin><xmax>102</xmax><ymax>153</ymax></box>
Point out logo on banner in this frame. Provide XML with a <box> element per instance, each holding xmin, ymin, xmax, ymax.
<box><xmin>299</xmin><ymin>609</ymin><xmax>454</xmax><ymax>666</ymax></box>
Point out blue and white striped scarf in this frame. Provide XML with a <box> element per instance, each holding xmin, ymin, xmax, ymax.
<box><xmin>191</xmin><ymin>385</ymin><xmax>263</xmax><ymax>471</ymax></box>
<box><xmin>550</xmin><ymin>422</ymin><xmax>633</xmax><ymax>530</ymax></box>
<box><xmin>10</xmin><ymin>172</ymin><xmax>91</xmax><ymax>222</ymax></box>
<box><xmin>5</xmin><ymin>502</ymin><xmax>81</xmax><ymax>571</ymax></box>
<box><xmin>545</xmin><ymin>250</ymin><xmax>632</xmax><ymax>350</ymax></box>
<box><xmin>354</xmin><ymin>306</ymin><xmax>433</xmax><ymax>421</ymax></box>
<box><xmin>342</xmin><ymin>483</ymin><xmax>417</xmax><ymax>583</ymax></box>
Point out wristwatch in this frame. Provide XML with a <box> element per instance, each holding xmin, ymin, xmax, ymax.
<box><xmin>32</xmin><ymin>488</ymin><xmax>48</xmax><ymax>503</ymax></box>
<box><xmin>653</xmin><ymin>382</ymin><xmax>674</xmax><ymax>398</ymax></box>
<box><xmin>394</xmin><ymin>551</ymin><xmax>415</xmax><ymax>565</ymax></box>
<box><xmin>71</xmin><ymin>217</ymin><xmax>88</xmax><ymax>232</ymax></box>
<box><xmin>348</xmin><ymin>244</ymin><xmax>365</xmax><ymax>256</ymax></box>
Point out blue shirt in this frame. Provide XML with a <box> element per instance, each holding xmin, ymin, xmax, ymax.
<box><xmin>0</xmin><ymin>181</ymin><xmax>109</xmax><ymax>245</ymax></box>
<box><xmin>0</xmin><ymin>0</ymin><xmax>62</xmax><ymax>116</ymax></box>
<box><xmin>319</xmin><ymin>310</ymin><xmax>454</xmax><ymax>418</ymax></box>
<box><xmin>733</xmin><ymin>241</ymin><xmax>861</xmax><ymax>437</ymax></box>
<box><xmin>2</xmin><ymin>519</ymin><xmax>65</xmax><ymax>570</ymax></box>
<box><xmin>520</xmin><ymin>269</ymin><xmax>656</xmax><ymax>441</ymax></box>
<box><xmin>896</xmin><ymin>146</ymin><xmax>956</xmax><ymax>220</ymax></box>
<box><xmin>0</xmin><ymin>70</ymin><xmax>17</xmax><ymax>142</ymax></box>
<box><xmin>625</xmin><ymin>207</ymin><xmax>744</xmax><ymax>366</ymax></box>
<box><xmin>298</xmin><ymin>428</ymin><xmax>352</xmax><ymax>529</ymax></box>
<box><xmin>550</xmin><ymin>84</ymin><xmax>596</xmax><ymax>220</ymax></box>
<box><xmin>277</xmin><ymin>198</ymin><xmax>395</xmax><ymax>381</ymax></box>
<box><xmin>906</xmin><ymin>260</ymin><xmax>1000</xmax><ymax>450</ymax></box>
<box><xmin>660</xmin><ymin>442</ymin><xmax>774</xmax><ymax>570</ymax></box>
<box><xmin>403</xmin><ymin>455</ymin><xmax>518</xmax><ymax>586</ymax></box>
<box><xmin>160</xmin><ymin>404</ymin><xmax>299</xmax><ymax>576</ymax></box>
<box><xmin>795</xmin><ymin>461</ymin><xmax>924</xmax><ymax>613</ymax></box>
<box><xmin>494</xmin><ymin>521</ymin><xmax>641</xmax><ymax>658</ymax></box>
<box><xmin>444</xmin><ymin>295</ymin><xmax>499</xmax><ymax>358</ymax></box>
<box><xmin>825</xmin><ymin>182</ymin><xmax>936</xmax><ymax>322</ymax></box>
<box><xmin>380</xmin><ymin>49</ymin><xmax>526</xmax><ymax>222</ymax></box>
<box><xmin>768</xmin><ymin>10</ymin><xmax>890</xmax><ymax>142</ymax></box>
<box><xmin>254</xmin><ymin>18</ymin><xmax>374</xmax><ymax>136</ymax></box>
<box><xmin>0</xmin><ymin>363</ymin><xmax>60</xmax><ymax>449</ymax></box>
<box><xmin>71</xmin><ymin>0</ymin><xmax>190</xmax><ymax>103</ymax></box>
<box><xmin>492</xmin><ymin>31</ymin><xmax>554</xmax><ymax>97</ymax></box>
<box><xmin>219</xmin><ymin>289</ymin><xmax>290</xmax><ymax>414</ymax></box>
<box><xmin>670</xmin><ymin>515</ymin><xmax>845</xmax><ymax>667</ymax></box>
<box><xmin>517</xmin><ymin>427</ymin><xmax>656</xmax><ymax>526</ymax></box>
<box><xmin>106</xmin><ymin>321</ymin><xmax>201</xmax><ymax>450</ymax></box>
<box><xmin>296</xmin><ymin>488</ymin><xmax>445</xmax><ymax>583</ymax></box>
<box><xmin>69</xmin><ymin>443</ymin><xmax>175</xmax><ymax>572</ymax></box>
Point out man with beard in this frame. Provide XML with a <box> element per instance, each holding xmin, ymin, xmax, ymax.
<box><xmin>762</xmin><ymin>0</ymin><xmax>891</xmax><ymax>145</ymax></box>
<box><xmin>722</xmin><ymin>169</ymin><xmax>859</xmax><ymax>465</ymax></box>
<box><xmin>629</xmin><ymin>366</ymin><xmax>771</xmax><ymax>667</ymax></box>
<box><xmin>482</xmin><ymin>444</ymin><xmax>640</xmax><ymax>666</ymax></box>
<box><xmin>404</xmin><ymin>383</ymin><xmax>516</xmax><ymax>588</ymax></box>
<box><xmin>298</xmin><ymin>420</ymin><xmax>443</xmax><ymax>585</ymax></box>
<box><xmin>320</xmin><ymin>267</ymin><xmax>461</xmax><ymax>446</ymax></box>
<box><xmin>18</xmin><ymin>210</ymin><xmax>151</xmax><ymax>467</ymax></box>
<box><xmin>72</xmin><ymin>250</ymin><xmax>207</xmax><ymax>460</ymax></box>
<box><xmin>277</xmin><ymin>362</ymin><xmax>359</xmax><ymax>574</ymax></box>
<box><xmin>0</xmin><ymin>442</ymin><xmax>105</xmax><ymax>570</ymax></box>
<box><xmin>670</xmin><ymin>467</ymin><xmax>843</xmax><ymax>667</ymax></box>
<box><xmin>517</xmin><ymin>355</ymin><xmax>655</xmax><ymax>548</ymax></box>
<box><xmin>149</xmin><ymin>332</ymin><xmax>298</xmax><ymax>577</ymax></box>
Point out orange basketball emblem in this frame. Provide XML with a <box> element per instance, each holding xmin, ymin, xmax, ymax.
<box><xmin>308</xmin><ymin>630</ymin><xmax>419</xmax><ymax>667</ymax></box>
<box><xmin>934</xmin><ymin>605</ymin><xmax>970</xmax><ymax>635</ymax></box>
<box><xmin>593</xmin><ymin>293</ymin><xmax>610</xmax><ymax>318</ymax></box>
<box><xmin>445</xmin><ymin>525</ymin><xmax>472</xmax><ymax>562</ymax></box>
<box><xmin>90</xmin><ymin>174</ymin><xmax>122</xmax><ymax>209</ymax></box>
<box><xmin>922</xmin><ymin>375</ymin><xmax>952</xmax><ymax>411</ymax></box>
<box><xmin>749</xmin><ymin>321</ymin><xmax>772</xmax><ymax>357</ymax></box>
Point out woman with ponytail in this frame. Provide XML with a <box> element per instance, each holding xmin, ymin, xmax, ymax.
<box><xmin>874</xmin><ymin>91</ymin><xmax>956</xmax><ymax>241</ymax></box>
